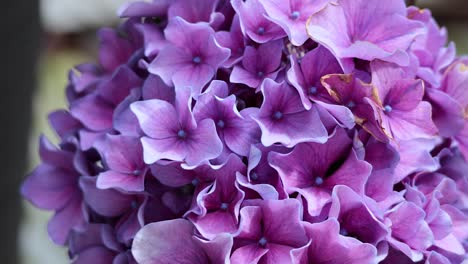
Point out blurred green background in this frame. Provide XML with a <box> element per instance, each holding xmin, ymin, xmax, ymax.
<box><xmin>20</xmin><ymin>0</ymin><xmax>468</xmax><ymax>263</ymax></box>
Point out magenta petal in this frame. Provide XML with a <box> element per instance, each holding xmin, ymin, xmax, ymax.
<box><xmin>224</xmin><ymin>108</ymin><xmax>261</xmax><ymax>157</ymax></box>
<box><xmin>100</xmin><ymin>135</ymin><xmax>143</xmax><ymax>173</ymax></box>
<box><xmin>440</xmin><ymin>62</ymin><xmax>468</xmax><ymax>109</ymax></box>
<box><xmin>269</xmin><ymin>128</ymin><xmax>354</xmax><ymax>191</ymax></box>
<box><xmin>113</xmin><ymin>88</ymin><xmax>141</xmax><ymax>137</ymax></box>
<box><xmin>148</xmin><ymin>45</ymin><xmax>192</xmax><ymax>86</ymax></box>
<box><xmin>142</xmin><ymin>74</ymin><xmax>175</xmax><ymax>102</ymax></box>
<box><xmin>137</xmin><ymin>23</ymin><xmax>167</xmax><ymax>59</ymax></box>
<box><xmin>295</xmin><ymin>187</ymin><xmax>331</xmax><ymax>217</ymax></box>
<box><xmin>236</xmin><ymin>172</ymin><xmax>280</xmax><ymax>200</ymax></box>
<box><xmin>130</xmin><ymin>99</ymin><xmax>178</xmax><ymax>139</ymax></box>
<box><xmin>235</xmin><ymin>205</ymin><xmax>263</xmax><ymax>240</ymax></box>
<box><xmin>393</xmin><ymin>139</ymin><xmax>438</xmax><ymax>183</ymax></box>
<box><xmin>254</xmin><ymin>80</ymin><xmax>328</xmax><ymax>147</ymax></box>
<box><xmin>168</xmin><ymin>0</ymin><xmax>219</xmax><ymax>24</ymax></box>
<box><xmin>260</xmin><ymin>199</ymin><xmax>308</xmax><ymax>246</ymax></box>
<box><xmin>231</xmin><ymin>244</ymin><xmax>268</xmax><ymax>264</ymax></box>
<box><xmin>315</xmin><ymin>101</ymin><xmax>356</xmax><ymax>129</ymax></box>
<box><xmin>329</xmin><ymin>185</ymin><xmax>388</xmax><ymax>244</ymax></box>
<box><xmin>185</xmin><ymin>119</ymin><xmax>223</xmax><ymax>166</ymax></box>
<box><xmin>386</xmin><ymin>102</ymin><xmax>438</xmax><ymax>141</ymax></box>
<box><xmin>387</xmin><ymin>202</ymin><xmax>434</xmax><ymax>250</ymax></box>
<box><xmin>231</xmin><ymin>0</ymin><xmax>286</xmax><ymax>43</ymax></box>
<box><xmin>150</xmin><ymin>17</ymin><xmax>229</xmax><ymax>92</ymax></box>
<box><xmin>260</xmin><ymin>0</ymin><xmax>330</xmax><ymax>46</ymax></box>
<box><xmin>191</xmin><ymin>211</ymin><xmax>238</xmax><ymax>238</ymax></box>
<box><xmin>230</xmin><ymin>65</ymin><xmax>264</xmax><ymax>88</ymax></box>
<box><xmin>427</xmin><ymin>88</ymin><xmax>465</xmax><ymax>137</ymax></box>
<box><xmin>307</xmin><ymin>0</ymin><xmax>424</xmax><ymax>71</ymax></box>
<box><xmin>262</xmin><ymin>244</ymin><xmax>296</xmax><ymax>264</ymax></box>
<box><xmin>151</xmin><ymin>162</ymin><xmax>195</xmax><ymax>187</ymax></box>
<box><xmin>172</xmin><ymin>63</ymin><xmax>215</xmax><ymax>94</ymax></box>
<box><xmin>455</xmin><ymin>122</ymin><xmax>468</xmax><ymax>160</ymax></box>
<box><xmin>324</xmin><ymin>150</ymin><xmax>372</xmax><ymax>194</ymax></box>
<box><xmin>287</xmin><ymin>46</ymin><xmax>343</xmax><ymax>110</ymax></box>
<box><xmin>302</xmin><ymin>219</ymin><xmax>378</xmax><ymax>264</ymax></box>
<box><xmin>215</xmin><ymin>15</ymin><xmax>245</xmax><ymax>67</ymax></box>
<box><xmin>194</xmin><ymin>234</ymin><xmax>234</xmax><ymax>264</ymax></box>
<box><xmin>140</xmin><ymin>136</ymin><xmax>186</xmax><ymax>164</ymax></box>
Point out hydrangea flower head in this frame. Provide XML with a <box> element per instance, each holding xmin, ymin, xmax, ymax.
<box><xmin>22</xmin><ymin>0</ymin><xmax>468</xmax><ymax>263</ymax></box>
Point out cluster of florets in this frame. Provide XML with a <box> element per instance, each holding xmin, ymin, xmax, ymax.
<box><xmin>22</xmin><ymin>0</ymin><xmax>468</xmax><ymax>263</ymax></box>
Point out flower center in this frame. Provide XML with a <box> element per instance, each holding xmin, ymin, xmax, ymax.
<box><xmin>220</xmin><ymin>203</ymin><xmax>229</xmax><ymax>210</ymax></box>
<box><xmin>384</xmin><ymin>105</ymin><xmax>393</xmax><ymax>113</ymax></box>
<box><xmin>191</xmin><ymin>178</ymin><xmax>199</xmax><ymax>186</ymax></box>
<box><xmin>217</xmin><ymin>120</ymin><xmax>225</xmax><ymax>129</ymax></box>
<box><xmin>257</xmin><ymin>27</ymin><xmax>265</xmax><ymax>35</ymax></box>
<box><xmin>131</xmin><ymin>200</ymin><xmax>138</xmax><ymax>209</ymax></box>
<box><xmin>290</xmin><ymin>11</ymin><xmax>300</xmax><ymax>20</ymax></box>
<box><xmin>257</xmin><ymin>71</ymin><xmax>264</xmax><ymax>78</ymax></box>
<box><xmin>314</xmin><ymin>176</ymin><xmax>324</xmax><ymax>186</ymax></box>
<box><xmin>250</xmin><ymin>171</ymin><xmax>259</xmax><ymax>181</ymax></box>
<box><xmin>258</xmin><ymin>237</ymin><xmax>268</xmax><ymax>247</ymax></box>
<box><xmin>177</xmin><ymin>129</ymin><xmax>187</xmax><ymax>139</ymax></box>
<box><xmin>340</xmin><ymin>228</ymin><xmax>348</xmax><ymax>236</ymax></box>
<box><xmin>347</xmin><ymin>101</ymin><xmax>356</xmax><ymax>109</ymax></box>
<box><xmin>309</xmin><ymin>86</ymin><xmax>318</xmax><ymax>95</ymax></box>
<box><xmin>192</xmin><ymin>56</ymin><xmax>202</xmax><ymax>64</ymax></box>
<box><xmin>132</xmin><ymin>169</ymin><xmax>141</xmax><ymax>176</ymax></box>
<box><xmin>272</xmin><ymin>111</ymin><xmax>283</xmax><ymax>120</ymax></box>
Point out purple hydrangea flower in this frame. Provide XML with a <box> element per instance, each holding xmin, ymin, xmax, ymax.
<box><xmin>230</xmin><ymin>40</ymin><xmax>284</xmax><ymax>89</ymax></box>
<box><xmin>187</xmin><ymin>155</ymin><xmax>246</xmax><ymax>239</ymax></box>
<box><xmin>21</xmin><ymin>137</ymin><xmax>91</xmax><ymax>245</ymax></box>
<box><xmin>231</xmin><ymin>199</ymin><xmax>308</xmax><ymax>263</ymax></box>
<box><xmin>215</xmin><ymin>15</ymin><xmax>246</xmax><ymax>68</ymax></box>
<box><xmin>95</xmin><ymin>135</ymin><xmax>147</xmax><ymax>192</ymax></box>
<box><xmin>231</xmin><ymin>0</ymin><xmax>286</xmax><ymax>43</ymax></box>
<box><xmin>307</xmin><ymin>0</ymin><xmax>425</xmax><ymax>72</ymax></box>
<box><xmin>269</xmin><ymin>128</ymin><xmax>372</xmax><ymax>216</ymax></box>
<box><xmin>259</xmin><ymin>0</ymin><xmax>331</xmax><ymax>46</ymax></box>
<box><xmin>21</xmin><ymin>0</ymin><xmax>468</xmax><ymax>263</ymax></box>
<box><xmin>253</xmin><ymin>79</ymin><xmax>328</xmax><ymax>147</ymax></box>
<box><xmin>370</xmin><ymin>61</ymin><xmax>438</xmax><ymax>141</ymax></box>
<box><xmin>193</xmin><ymin>80</ymin><xmax>260</xmax><ymax>158</ymax></box>
<box><xmin>148</xmin><ymin>17</ymin><xmax>230</xmax><ymax>95</ymax></box>
<box><xmin>131</xmin><ymin>88</ymin><xmax>223</xmax><ymax>166</ymax></box>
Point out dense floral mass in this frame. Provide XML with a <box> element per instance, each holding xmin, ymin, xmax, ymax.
<box><xmin>22</xmin><ymin>0</ymin><xmax>468</xmax><ymax>263</ymax></box>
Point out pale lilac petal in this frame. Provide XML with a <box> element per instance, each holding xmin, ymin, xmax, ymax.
<box><xmin>185</xmin><ymin>119</ymin><xmax>223</xmax><ymax>166</ymax></box>
<box><xmin>132</xmin><ymin>219</ymin><xmax>208</xmax><ymax>264</ymax></box>
<box><xmin>96</xmin><ymin>171</ymin><xmax>145</xmax><ymax>192</ymax></box>
<box><xmin>130</xmin><ymin>99</ymin><xmax>178</xmax><ymax>139</ymax></box>
<box><xmin>386</xmin><ymin>102</ymin><xmax>438</xmax><ymax>141</ymax></box>
<box><xmin>140</xmin><ymin>137</ymin><xmax>186</xmax><ymax>164</ymax></box>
